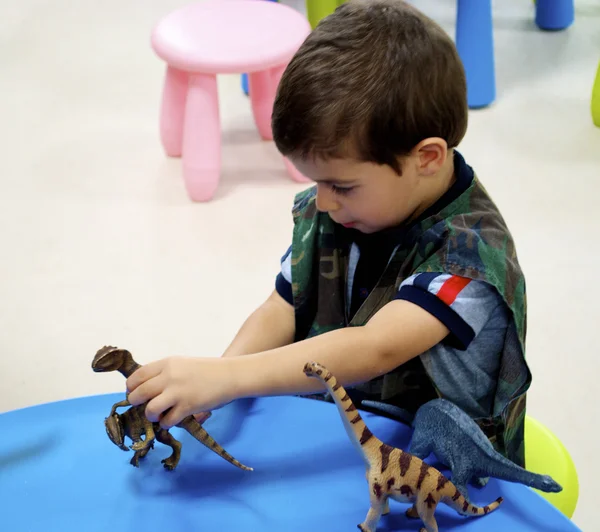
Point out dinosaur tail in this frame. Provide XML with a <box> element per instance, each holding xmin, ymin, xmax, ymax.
<box><xmin>303</xmin><ymin>361</ymin><xmax>381</xmax><ymax>455</ymax></box>
<box><xmin>480</xmin><ymin>452</ymin><xmax>563</xmax><ymax>493</ymax></box>
<box><xmin>440</xmin><ymin>482</ymin><xmax>503</xmax><ymax>516</ymax></box>
<box><xmin>177</xmin><ymin>417</ymin><xmax>253</xmax><ymax>471</ymax></box>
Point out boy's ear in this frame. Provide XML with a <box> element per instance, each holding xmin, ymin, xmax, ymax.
<box><xmin>412</xmin><ymin>138</ymin><xmax>448</xmax><ymax>176</ymax></box>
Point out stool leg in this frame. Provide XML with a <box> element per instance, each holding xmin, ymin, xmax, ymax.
<box><xmin>456</xmin><ymin>0</ymin><xmax>495</xmax><ymax>109</ymax></box>
<box><xmin>535</xmin><ymin>0</ymin><xmax>574</xmax><ymax>31</ymax></box>
<box><xmin>249</xmin><ymin>70</ymin><xmax>275</xmax><ymax>141</ymax></box>
<box><xmin>182</xmin><ymin>73</ymin><xmax>220</xmax><ymax>202</ymax></box>
<box><xmin>159</xmin><ymin>66</ymin><xmax>189</xmax><ymax>157</ymax></box>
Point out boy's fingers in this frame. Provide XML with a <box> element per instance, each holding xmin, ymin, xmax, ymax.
<box><xmin>145</xmin><ymin>391</ymin><xmax>176</xmax><ymax>423</ymax></box>
<box><xmin>159</xmin><ymin>405</ymin><xmax>187</xmax><ymax>430</ymax></box>
<box><xmin>193</xmin><ymin>411</ymin><xmax>212</xmax><ymax>425</ymax></box>
<box><xmin>126</xmin><ymin>361</ymin><xmax>163</xmax><ymax>394</ymax></box>
<box><xmin>127</xmin><ymin>374</ymin><xmax>164</xmax><ymax>407</ymax></box>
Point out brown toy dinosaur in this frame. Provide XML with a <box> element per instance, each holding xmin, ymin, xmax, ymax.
<box><xmin>303</xmin><ymin>361</ymin><xmax>503</xmax><ymax>532</ymax></box>
<box><xmin>92</xmin><ymin>346</ymin><xmax>253</xmax><ymax>472</ymax></box>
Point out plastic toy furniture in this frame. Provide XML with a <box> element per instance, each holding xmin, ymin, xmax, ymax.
<box><xmin>524</xmin><ymin>416</ymin><xmax>579</xmax><ymax>518</ymax></box>
<box><xmin>535</xmin><ymin>0</ymin><xmax>574</xmax><ymax>31</ymax></box>
<box><xmin>456</xmin><ymin>0</ymin><xmax>495</xmax><ymax>108</ymax></box>
<box><xmin>306</xmin><ymin>0</ymin><xmax>345</xmax><ymax>29</ymax></box>
<box><xmin>592</xmin><ymin>60</ymin><xmax>600</xmax><ymax>127</ymax></box>
<box><xmin>241</xmin><ymin>0</ymin><xmax>278</xmax><ymax>96</ymax></box>
<box><xmin>304</xmin><ymin>0</ymin><xmax>575</xmax><ymax>110</ymax></box>
<box><xmin>242</xmin><ymin>0</ymin><xmax>344</xmax><ymax>95</ymax></box>
<box><xmin>0</xmin><ymin>394</ymin><xmax>583</xmax><ymax>531</ymax></box>
<box><xmin>151</xmin><ymin>0</ymin><xmax>311</xmax><ymax>201</ymax></box>
<box><xmin>300</xmin><ymin>0</ymin><xmax>496</xmax><ymax>108</ymax></box>
<box><xmin>462</xmin><ymin>0</ymin><xmax>574</xmax><ymax>106</ymax></box>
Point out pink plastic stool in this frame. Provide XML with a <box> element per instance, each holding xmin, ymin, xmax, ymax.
<box><xmin>151</xmin><ymin>0</ymin><xmax>311</xmax><ymax>201</ymax></box>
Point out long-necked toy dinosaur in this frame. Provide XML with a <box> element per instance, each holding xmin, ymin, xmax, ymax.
<box><xmin>303</xmin><ymin>361</ymin><xmax>502</xmax><ymax>532</ymax></box>
<box><xmin>92</xmin><ymin>346</ymin><xmax>252</xmax><ymax>472</ymax></box>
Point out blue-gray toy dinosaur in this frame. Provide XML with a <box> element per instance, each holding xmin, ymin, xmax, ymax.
<box><xmin>362</xmin><ymin>398</ymin><xmax>562</xmax><ymax>502</ymax></box>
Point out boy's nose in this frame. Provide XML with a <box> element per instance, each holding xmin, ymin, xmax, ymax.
<box><xmin>315</xmin><ymin>184</ymin><xmax>340</xmax><ymax>213</ymax></box>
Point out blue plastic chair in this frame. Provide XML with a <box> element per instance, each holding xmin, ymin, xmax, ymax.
<box><xmin>456</xmin><ymin>0</ymin><xmax>495</xmax><ymax>108</ymax></box>
<box><xmin>535</xmin><ymin>0</ymin><xmax>575</xmax><ymax>31</ymax></box>
<box><xmin>457</xmin><ymin>0</ymin><xmax>574</xmax><ymax>108</ymax></box>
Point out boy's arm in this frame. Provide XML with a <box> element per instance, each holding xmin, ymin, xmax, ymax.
<box><xmin>221</xmin><ymin>289</ymin><xmax>296</xmax><ymax>358</ymax></box>
<box><xmin>126</xmin><ymin>299</ymin><xmax>449</xmax><ymax>428</ymax></box>
<box><xmin>232</xmin><ymin>298</ymin><xmax>449</xmax><ymax>398</ymax></box>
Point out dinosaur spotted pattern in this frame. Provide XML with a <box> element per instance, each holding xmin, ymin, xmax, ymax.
<box><xmin>380</xmin><ymin>443</ymin><xmax>393</xmax><ymax>473</ymax></box>
<box><xmin>360</xmin><ymin>427</ymin><xmax>373</xmax><ymax>445</ymax></box>
<box><xmin>399</xmin><ymin>452</ymin><xmax>412</xmax><ymax>476</ymax></box>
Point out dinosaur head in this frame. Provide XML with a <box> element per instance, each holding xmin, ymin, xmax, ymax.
<box><xmin>104</xmin><ymin>413</ymin><xmax>129</xmax><ymax>451</ymax></box>
<box><xmin>303</xmin><ymin>361</ymin><xmax>325</xmax><ymax>378</ymax></box>
<box><xmin>92</xmin><ymin>346</ymin><xmax>134</xmax><ymax>373</ymax></box>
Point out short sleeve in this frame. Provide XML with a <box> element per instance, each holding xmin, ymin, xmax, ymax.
<box><xmin>394</xmin><ymin>272</ymin><xmax>505</xmax><ymax>350</ymax></box>
<box><xmin>275</xmin><ymin>246</ymin><xmax>293</xmax><ymax>304</ymax></box>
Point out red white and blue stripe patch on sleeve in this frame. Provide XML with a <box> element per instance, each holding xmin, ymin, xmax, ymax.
<box><xmin>395</xmin><ymin>273</ymin><xmax>504</xmax><ymax>350</ymax></box>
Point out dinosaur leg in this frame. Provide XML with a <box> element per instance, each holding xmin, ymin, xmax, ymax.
<box><xmin>155</xmin><ymin>428</ymin><xmax>182</xmax><ymax>470</ymax></box>
<box><xmin>357</xmin><ymin>495</ymin><xmax>387</xmax><ymax>532</ymax></box>
<box><xmin>130</xmin><ymin>420</ymin><xmax>156</xmax><ymax>451</ymax></box>
<box><xmin>450</xmin><ymin>480</ymin><xmax>471</xmax><ymax>504</ymax></box>
<box><xmin>447</xmin><ymin>462</ymin><xmax>472</xmax><ymax>503</ymax></box>
<box><xmin>109</xmin><ymin>399</ymin><xmax>131</xmax><ymax>417</ymax></box>
<box><xmin>406</xmin><ymin>504</ymin><xmax>420</xmax><ymax>519</ymax></box>
<box><xmin>408</xmin><ymin>432</ymin><xmax>432</xmax><ymax>460</ymax></box>
<box><xmin>414</xmin><ymin>496</ymin><xmax>439</xmax><ymax>532</ymax></box>
<box><xmin>130</xmin><ymin>445</ymin><xmax>152</xmax><ymax>467</ymax></box>
<box><xmin>382</xmin><ymin>498</ymin><xmax>390</xmax><ymax>515</ymax></box>
<box><xmin>472</xmin><ymin>476</ymin><xmax>489</xmax><ymax>488</ymax></box>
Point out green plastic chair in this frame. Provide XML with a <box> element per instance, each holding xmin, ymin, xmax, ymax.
<box><xmin>524</xmin><ymin>416</ymin><xmax>579</xmax><ymax>518</ymax></box>
<box><xmin>306</xmin><ymin>0</ymin><xmax>345</xmax><ymax>29</ymax></box>
<box><xmin>592</xmin><ymin>59</ymin><xmax>600</xmax><ymax>127</ymax></box>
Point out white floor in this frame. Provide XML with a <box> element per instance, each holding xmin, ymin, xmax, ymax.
<box><xmin>1</xmin><ymin>0</ymin><xmax>598</xmax><ymax>529</ymax></box>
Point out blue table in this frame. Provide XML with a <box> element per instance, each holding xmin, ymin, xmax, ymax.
<box><xmin>0</xmin><ymin>394</ymin><xmax>580</xmax><ymax>531</ymax></box>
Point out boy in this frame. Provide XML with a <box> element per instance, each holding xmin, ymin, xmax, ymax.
<box><xmin>127</xmin><ymin>0</ymin><xmax>531</xmax><ymax>467</ymax></box>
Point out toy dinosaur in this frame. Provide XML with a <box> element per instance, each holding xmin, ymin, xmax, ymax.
<box><xmin>303</xmin><ymin>361</ymin><xmax>502</xmax><ymax>532</ymax></box>
<box><xmin>408</xmin><ymin>398</ymin><xmax>562</xmax><ymax>501</ymax></box>
<box><xmin>103</xmin><ymin>400</ymin><xmax>179</xmax><ymax>469</ymax></box>
<box><xmin>92</xmin><ymin>345</ymin><xmax>253</xmax><ymax>472</ymax></box>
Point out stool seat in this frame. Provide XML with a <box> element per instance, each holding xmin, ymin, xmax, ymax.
<box><xmin>151</xmin><ymin>0</ymin><xmax>311</xmax><ymax>201</ymax></box>
<box><xmin>151</xmin><ymin>0</ymin><xmax>310</xmax><ymax>74</ymax></box>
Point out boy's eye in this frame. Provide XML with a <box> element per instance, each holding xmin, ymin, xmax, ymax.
<box><xmin>331</xmin><ymin>184</ymin><xmax>355</xmax><ymax>196</ymax></box>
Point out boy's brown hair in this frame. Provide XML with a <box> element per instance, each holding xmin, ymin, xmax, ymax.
<box><xmin>272</xmin><ymin>0</ymin><xmax>468</xmax><ymax>175</ymax></box>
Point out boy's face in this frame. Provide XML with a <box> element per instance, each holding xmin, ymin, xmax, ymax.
<box><xmin>289</xmin><ymin>155</ymin><xmax>427</xmax><ymax>234</ymax></box>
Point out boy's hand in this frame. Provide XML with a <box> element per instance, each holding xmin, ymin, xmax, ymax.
<box><xmin>125</xmin><ymin>356</ymin><xmax>238</xmax><ymax>429</ymax></box>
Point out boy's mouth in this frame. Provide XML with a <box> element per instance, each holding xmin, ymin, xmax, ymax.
<box><xmin>341</xmin><ymin>222</ymin><xmax>355</xmax><ymax>228</ymax></box>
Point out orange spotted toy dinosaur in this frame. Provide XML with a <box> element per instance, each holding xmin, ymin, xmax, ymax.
<box><xmin>303</xmin><ymin>361</ymin><xmax>503</xmax><ymax>532</ymax></box>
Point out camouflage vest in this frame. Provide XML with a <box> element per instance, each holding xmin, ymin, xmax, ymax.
<box><xmin>289</xmin><ymin>177</ymin><xmax>531</xmax><ymax>467</ymax></box>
